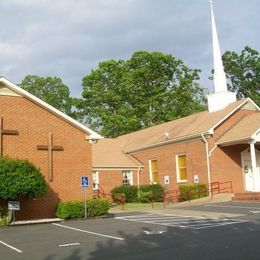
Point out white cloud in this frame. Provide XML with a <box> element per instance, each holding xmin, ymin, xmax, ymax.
<box><xmin>0</xmin><ymin>0</ymin><xmax>259</xmax><ymax>96</ymax></box>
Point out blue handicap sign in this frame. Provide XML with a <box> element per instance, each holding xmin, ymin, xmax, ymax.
<box><xmin>81</xmin><ymin>176</ymin><xmax>89</xmax><ymax>188</ymax></box>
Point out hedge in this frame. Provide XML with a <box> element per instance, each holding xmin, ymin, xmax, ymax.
<box><xmin>111</xmin><ymin>184</ymin><xmax>164</xmax><ymax>203</ymax></box>
<box><xmin>178</xmin><ymin>183</ymin><xmax>208</xmax><ymax>202</ymax></box>
<box><xmin>111</xmin><ymin>186</ymin><xmax>138</xmax><ymax>203</ymax></box>
<box><xmin>56</xmin><ymin>199</ymin><xmax>110</xmax><ymax>219</ymax></box>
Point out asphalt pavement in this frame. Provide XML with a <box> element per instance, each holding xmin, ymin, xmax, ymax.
<box><xmin>1</xmin><ymin>201</ymin><xmax>260</xmax><ymax>260</ymax></box>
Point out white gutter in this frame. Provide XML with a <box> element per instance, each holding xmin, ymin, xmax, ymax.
<box><xmin>201</xmin><ymin>134</ymin><xmax>212</xmax><ymax>196</ymax></box>
<box><xmin>137</xmin><ymin>166</ymin><xmax>141</xmax><ymax>197</ymax></box>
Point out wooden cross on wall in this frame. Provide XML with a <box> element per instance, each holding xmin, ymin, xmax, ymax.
<box><xmin>37</xmin><ymin>133</ymin><xmax>64</xmax><ymax>181</ymax></box>
<box><xmin>0</xmin><ymin>117</ymin><xmax>19</xmax><ymax>157</ymax></box>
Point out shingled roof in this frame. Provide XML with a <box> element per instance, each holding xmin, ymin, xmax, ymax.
<box><xmin>217</xmin><ymin>113</ymin><xmax>260</xmax><ymax>146</ymax></box>
<box><xmin>93</xmin><ymin>98</ymin><xmax>259</xmax><ymax>168</ymax></box>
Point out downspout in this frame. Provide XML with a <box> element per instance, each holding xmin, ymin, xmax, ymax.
<box><xmin>201</xmin><ymin>134</ymin><xmax>212</xmax><ymax>196</ymax></box>
<box><xmin>137</xmin><ymin>166</ymin><xmax>141</xmax><ymax>198</ymax></box>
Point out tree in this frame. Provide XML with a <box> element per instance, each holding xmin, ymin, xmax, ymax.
<box><xmin>80</xmin><ymin>51</ymin><xmax>206</xmax><ymax>137</ymax></box>
<box><xmin>19</xmin><ymin>75</ymin><xmax>77</xmax><ymax>118</ymax></box>
<box><xmin>0</xmin><ymin>157</ymin><xmax>47</xmax><ymax>200</ymax></box>
<box><xmin>222</xmin><ymin>46</ymin><xmax>260</xmax><ymax>106</ymax></box>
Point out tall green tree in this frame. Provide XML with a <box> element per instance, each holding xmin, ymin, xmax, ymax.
<box><xmin>80</xmin><ymin>51</ymin><xmax>206</xmax><ymax>137</ymax></box>
<box><xmin>19</xmin><ymin>75</ymin><xmax>77</xmax><ymax>118</ymax></box>
<box><xmin>222</xmin><ymin>46</ymin><xmax>260</xmax><ymax>106</ymax></box>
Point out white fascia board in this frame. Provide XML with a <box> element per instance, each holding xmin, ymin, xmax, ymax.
<box><xmin>92</xmin><ymin>166</ymin><xmax>144</xmax><ymax>170</ymax></box>
<box><xmin>209</xmin><ymin>98</ymin><xmax>259</xmax><ymax>134</ymax></box>
<box><xmin>0</xmin><ymin>77</ymin><xmax>102</xmax><ymax>139</ymax></box>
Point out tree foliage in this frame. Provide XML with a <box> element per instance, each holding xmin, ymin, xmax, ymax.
<box><xmin>19</xmin><ymin>75</ymin><xmax>78</xmax><ymax>118</ymax></box>
<box><xmin>0</xmin><ymin>157</ymin><xmax>47</xmax><ymax>200</ymax></box>
<box><xmin>80</xmin><ymin>51</ymin><xmax>206</xmax><ymax>137</ymax></box>
<box><xmin>222</xmin><ymin>46</ymin><xmax>260</xmax><ymax>106</ymax></box>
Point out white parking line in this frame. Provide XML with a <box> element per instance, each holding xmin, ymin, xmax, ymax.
<box><xmin>0</xmin><ymin>240</ymin><xmax>22</xmax><ymax>253</ymax></box>
<box><xmin>115</xmin><ymin>213</ymin><xmax>247</xmax><ymax>230</ymax></box>
<box><xmin>53</xmin><ymin>223</ymin><xmax>124</xmax><ymax>241</ymax></box>
<box><xmin>59</xmin><ymin>242</ymin><xmax>80</xmax><ymax>247</ymax></box>
<box><xmin>204</xmin><ymin>204</ymin><xmax>260</xmax><ymax>210</ymax></box>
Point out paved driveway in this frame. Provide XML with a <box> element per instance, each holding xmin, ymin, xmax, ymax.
<box><xmin>1</xmin><ymin>201</ymin><xmax>260</xmax><ymax>259</ymax></box>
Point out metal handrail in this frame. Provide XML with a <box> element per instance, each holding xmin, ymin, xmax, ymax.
<box><xmin>163</xmin><ymin>181</ymin><xmax>233</xmax><ymax>207</ymax></box>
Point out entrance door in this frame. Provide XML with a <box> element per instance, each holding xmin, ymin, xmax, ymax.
<box><xmin>243</xmin><ymin>160</ymin><xmax>254</xmax><ymax>191</ymax></box>
<box><xmin>92</xmin><ymin>171</ymin><xmax>99</xmax><ymax>190</ymax></box>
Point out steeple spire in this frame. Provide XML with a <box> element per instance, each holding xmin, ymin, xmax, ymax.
<box><xmin>210</xmin><ymin>0</ymin><xmax>227</xmax><ymax>92</ymax></box>
<box><xmin>207</xmin><ymin>0</ymin><xmax>236</xmax><ymax>113</ymax></box>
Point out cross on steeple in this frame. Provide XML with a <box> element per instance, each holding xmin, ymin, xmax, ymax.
<box><xmin>37</xmin><ymin>133</ymin><xmax>64</xmax><ymax>181</ymax></box>
<box><xmin>0</xmin><ymin>117</ymin><xmax>19</xmax><ymax>156</ymax></box>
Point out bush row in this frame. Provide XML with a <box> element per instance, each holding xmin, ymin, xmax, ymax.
<box><xmin>178</xmin><ymin>183</ymin><xmax>208</xmax><ymax>202</ymax></box>
<box><xmin>56</xmin><ymin>199</ymin><xmax>110</xmax><ymax>219</ymax></box>
<box><xmin>111</xmin><ymin>184</ymin><xmax>164</xmax><ymax>203</ymax></box>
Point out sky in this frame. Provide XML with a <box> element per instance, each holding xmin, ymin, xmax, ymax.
<box><xmin>0</xmin><ymin>0</ymin><xmax>259</xmax><ymax>97</ymax></box>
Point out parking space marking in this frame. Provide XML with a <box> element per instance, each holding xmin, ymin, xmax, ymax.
<box><xmin>115</xmin><ymin>213</ymin><xmax>247</xmax><ymax>230</ymax></box>
<box><xmin>53</xmin><ymin>223</ymin><xmax>124</xmax><ymax>240</ymax></box>
<box><xmin>0</xmin><ymin>240</ymin><xmax>22</xmax><ymax>253</ymax></box>
<box><xmin>204</xmin><ymin>204</ymin><xmax>260</xmax><ymax>210</ymax></box>
<box><xmin>59</xmin><ymin>242</ymin><xmax>80</xmax><ymax>247</ymax></box>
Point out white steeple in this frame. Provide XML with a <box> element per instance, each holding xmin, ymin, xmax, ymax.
<box><xmin>207</xmin><ymin>0</ymin><xmax>236</xmax><ymax>112</ymax></box>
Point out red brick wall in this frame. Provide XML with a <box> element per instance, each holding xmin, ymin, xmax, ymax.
<box><xmin>95</xmin><ymin>169</ymin><xmax>139</xmax><ymax>194</ymax></box>
<box><xmin>131</xmin><ymin>138</ymin><xmax>208</xmax><ymax>191</ymax></box>
<box><xmin>0</xmin><ymin>95</ymin><xmax>92</xmax><ymax>220</ymax></box>
<box><xmin>127</xmin><ymin>108</ymin><xmax>259</xmax><ymax>194</ymax></box>
<box><xmin>208</xmin><ymin>108</ymin><xmax>258</xmax><ymax>193</ymax></box>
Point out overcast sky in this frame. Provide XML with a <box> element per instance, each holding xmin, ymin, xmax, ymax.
<box><xmin>0</xmin><ymin>0</ymin><xmax>259</xmax><ymax>97</ymax></box>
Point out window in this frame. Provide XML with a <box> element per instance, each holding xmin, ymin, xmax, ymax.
<box><xmin>122</xmin><ymin>170</ymin><xmax>133</xmax><ymax>186</ymax></box>
<box><xmin>149</xmin><ymin>159</ymin><xmax>159</xmax><ymax>183</ymax></box>
<box><xmin>176</xmin><ymin>154</ymin><xmax>187</xmax><ymax>182</ymax></box>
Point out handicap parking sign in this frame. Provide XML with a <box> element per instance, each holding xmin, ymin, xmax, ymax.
<box><xmin>81</xmin><ymin>176</ymin><xmax>89</xmax><ymax>188</ymax></box>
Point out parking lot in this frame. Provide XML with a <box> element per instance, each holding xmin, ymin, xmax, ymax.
<box><xmin>1</xmin><ymin>201</ymin><xmax>260</xmax><ymax>259</ymax></box>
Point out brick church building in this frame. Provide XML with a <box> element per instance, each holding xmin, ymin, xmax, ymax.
<box><xmin>0</xmin><ymin>77</ymin><xmax>101</xmax><ymax>220</ymax></box>
<box><xmin>92</xmin><ymin>3</ymin><xmax>260</xmax><ymax>197</ymax></box>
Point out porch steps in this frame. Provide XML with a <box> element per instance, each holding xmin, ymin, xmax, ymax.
<box><xmin>233</xmin><ymin>192</ymin><xmax>260</xmax><ymax>201</ymax></box>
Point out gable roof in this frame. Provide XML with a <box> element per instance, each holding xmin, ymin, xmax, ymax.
<box><xmin>93</xmin><ymin>98</ymin><xmax>259</xmax><ymax>168</ymax></box>
<box><xmin>0</xmin><ymin>76</ymin><xmax>102</xmax><ymax>139</ymax></box>
<box><xmin>119</xmin><ymin>98</ymin><xmax>259</xmax><ymax>153</ymax></box>
<box><xmin>216</xmin><ymin>113</ymin><xmax>260</xmax><ymax>146</ymax></box>
<box><xmin>93</xmin><ymin>138</ymin><xmax>143</xmax><ymax>168</ymax></box>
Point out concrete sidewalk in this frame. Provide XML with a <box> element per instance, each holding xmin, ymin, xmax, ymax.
<box><xmin>9</xmin><ymin>218</ymin><xmax>63</xmax><ymax>226</ymax></box>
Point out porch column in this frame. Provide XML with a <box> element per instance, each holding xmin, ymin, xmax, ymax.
<box><xmin>250</xmin><ymin>141</ymin><xmax>257</xmax><ymax>191</ymax></box>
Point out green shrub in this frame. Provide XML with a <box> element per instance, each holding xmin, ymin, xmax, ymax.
<box><xmin>140</xmin><ymin>184</ymin><xmax>164</xmax><ymax>202</ymax></box>
<box><xmin>0</xmin><ymin>207</ymin><xmax>12</xmax><ymax>226</ymax></box>
<box><xmin>56</xmin><ymin>201</ymin><xmax>84</xmax><ymax>219</ymax></box>
<box><xmin>179</xmin><ymin>183</ymin><xmax>208</xmax><ymax>202</ymax></box>
<box><xmin>111</xmin><ymin>186</ymin><xmax>138</xmax><ymax>203</ymax></box>
<box><xmin>0</xmin><ymin>157</ymin><xmax>47</xmax><ymax>200</ymax></box>
<box><xmin>111</xmin><ymin>184</ymin><xmax>164</xmax><ymax>203</ymax></box>
<box><xmin>139</xmin><ymin>191</ymin><xmax>153</xmax><ymax>203</ymax></box>
<box><xmin>113</xmin><ymin>193</ymin><xmax>126</xmax><ymax>204</ymax></box>
<box><xmin>87</xmin><ymin>199</ymin><xmax>110</xmax><ymax>217</ymax></box>
<box><xmin>56</xmin><ymin>199</ymin><xmax>110</xmax><ymax>219</ymax></box>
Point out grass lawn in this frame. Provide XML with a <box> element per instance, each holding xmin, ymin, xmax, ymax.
<box><xmin>110</xmin><ymin>202</ymin><xmax>165</xmax><ymax>211</ymax></box>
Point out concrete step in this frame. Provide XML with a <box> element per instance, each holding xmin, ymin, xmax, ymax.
<box><xmin>233</xmin><ymin>192</ymin><xmax>260</xmax><ymax>201</ymax></box>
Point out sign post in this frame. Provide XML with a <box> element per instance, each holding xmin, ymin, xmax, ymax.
<box><xmin>81</xmin><ymin>176</ymin><xmax>89</xmax><ymax>219</ymax></box>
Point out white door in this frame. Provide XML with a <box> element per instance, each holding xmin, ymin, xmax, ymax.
<box><xmin>92</xmin><ymin>171</ymin><xmax>99</xmax><ymax>190</ymax></box>
<box><xmin>243</xmin><ymin>160</ymin><xmax>254</xmax><ymax>191</ymax></box>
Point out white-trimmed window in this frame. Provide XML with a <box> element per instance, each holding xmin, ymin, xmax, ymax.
<box><xmin>149</xmin><ymin>159</ymin><xmax>159</xmax><ymax>183</ymax></box>
<box><xmin>176</xmin><ymin>154</ymin><xmax>187</xmax><ymax>182</ymax></box>
<box><xmin>92</xmin><ymin>171</ymin><xmax>99</xmax><ymax>190</ymax></box>
<box><xmin>122</xmin><ymin>170</ymin><xmax>133</xmax><ymax>186</ymax></box>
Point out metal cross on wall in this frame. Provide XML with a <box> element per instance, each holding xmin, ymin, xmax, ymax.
<box><xmin>0</xmin><ymin>117</ymin><xmax>19</xmax><ymax>156</ymax></box>
<box><xmin>37</xmin><ymin>133</ymin><xmax>64</xmax><ymax>181</ymax></box>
